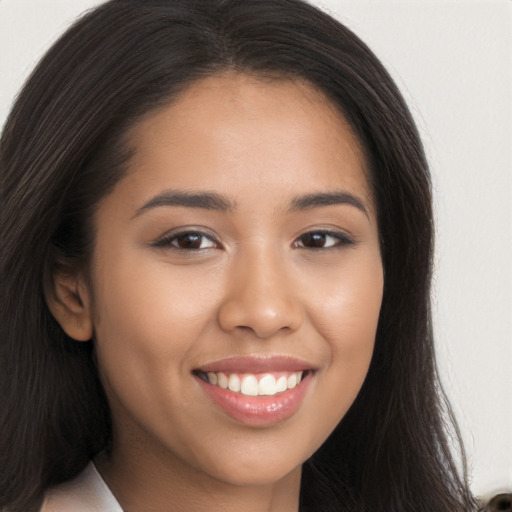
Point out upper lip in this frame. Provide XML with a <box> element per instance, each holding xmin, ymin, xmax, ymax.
<box><xmin>195</xmin><ymin>355</ymin><xmax>316</xmax><ymax>374</ymax></box>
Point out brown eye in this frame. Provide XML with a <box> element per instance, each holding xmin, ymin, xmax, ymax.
<box><xmin>173</xmin><ymin>233</ymin><xmax>205</xmax><ymax>249</ymax></box>
<box><xmin>294</xmin><ymin>231</ymin><xmax>354</xmax><ymax>249</ymax></box>
<box><xmin>153</xmin><ymin>231</ymin><xmax>218</xmax><ymax>250</ymax></box>
<box><xmin>300</xmin><ymin>232</ymin><xmax>329</xmax><ymax>248</ymax></box>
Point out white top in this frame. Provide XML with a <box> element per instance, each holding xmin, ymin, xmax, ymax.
<box><xmin>41</xmin><ymin>462</ymin><xmax>123</xmax><ymax>512</ymax></box>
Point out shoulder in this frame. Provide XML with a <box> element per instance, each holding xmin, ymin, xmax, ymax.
<box><xmin>40</xmin><ymin>462</ymin><xmax>123</xmax><ymax>512</ymax></box>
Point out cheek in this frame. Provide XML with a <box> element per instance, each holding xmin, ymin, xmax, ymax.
<box><xmin>310</xmin><ymin>248</ymin><xmax>383</xmax><ymax>350</ymax></box>
<box><xmin>306</xmin><ymin>252</ymin><xmax>383</xmax><ymax>429</ymax></box>
<box><xmin>89</xmin><ymin>252</ymin><xmax>224</xmax><ymax>400</ymax></box>
<box><xmin>93</xmin><ymin>253</ymin><xmax>220</xmax><ymax>341</ymax></box>
<box><xmin>88</xmin><ymin>254</ymin><xmax>230</xmax><ymax>456</ymax></box>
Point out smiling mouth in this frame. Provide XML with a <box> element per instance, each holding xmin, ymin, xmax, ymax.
<box><xmin>194</xmin><ymin>370</ymin><xmax>308</xmax><ymax>397</ymax></box>
<box><xmin>193</xmin><ymin>357</ymin><xmax>314</xmax><ymax>425</ymax></box>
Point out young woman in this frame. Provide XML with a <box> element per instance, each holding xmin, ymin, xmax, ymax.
<box><xmin>0</xmin><ymin>1</ymin><xmax>477</xmax><ymax>511</ymax></box>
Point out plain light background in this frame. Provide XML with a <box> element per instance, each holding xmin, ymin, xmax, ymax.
<box><xmin>1</xmin><ymin>0</ymin><xmax>510</xmax><ymax>499</ymax></box>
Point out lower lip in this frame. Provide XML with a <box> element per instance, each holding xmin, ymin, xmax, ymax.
<box><xmin>196</xmin><ymin>373</ymin><xmax>312</xmax><ymax>426</ymax></box>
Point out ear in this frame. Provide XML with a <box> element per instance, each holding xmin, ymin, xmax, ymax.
<box><xmin>45</xmin><ymin>269</ymin><xmax>93</xmax><ymax>342</ymax></box>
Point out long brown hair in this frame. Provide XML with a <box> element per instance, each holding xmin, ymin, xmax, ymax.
<box><xmin>1</xmin><ymin>1</ymin><xmax>476</xmax><ymax>510</ymax></box>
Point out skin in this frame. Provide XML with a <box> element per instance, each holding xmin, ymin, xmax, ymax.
<box><xmin>49</xmin><ymin>73</ymin><xmax>383</xmax><ymax>512</ymax></box>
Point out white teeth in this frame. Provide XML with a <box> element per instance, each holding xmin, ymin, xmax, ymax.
<box><xmin>228</xmin><ymin>374</ymin><xmax>241</xmax><ymax>392</ymax></box>
<box><xmin>217</xmin><ymin>372</ymin><xmax>228</xmax><ymax>389</ymax></box>
<box><xmin>287</xmin><ymin>373</ymin><xmax>297</xmax><ymax>389</ymax></box>
<box><xmin>258</xmin><ymin>374</ymin><xmax>276</xmax><ymax>396</ymax></box>
<box><xmin>204</xmin><ymin>370</ymin><xmax>307</xmax><ymax>396</ymax></box>
<box><xmin>276</xmin><ymin>375</ymin><xmax>288</xmax><ymax>393</ymax></box>
<box><xmin>241</xmin><ymin>375</ymin><xmax>259</xmax><ymax>396</ymax></box>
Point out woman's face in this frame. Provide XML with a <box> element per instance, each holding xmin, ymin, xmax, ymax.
<box><xmin>86</xmin><ymin>74</ymin><xmax>383</xmax><ymax>487</ymax></box>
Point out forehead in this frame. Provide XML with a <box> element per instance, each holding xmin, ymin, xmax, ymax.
<box><xmin>113</xmin><ymin>72</ymin><xmax>374</xmax><ymax>215</ymax></box>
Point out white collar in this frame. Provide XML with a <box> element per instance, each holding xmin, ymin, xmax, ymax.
<box><xmin>41</xmin><ymin>461</ymin><xmax>123</xmax><ymax>512</ymax></box>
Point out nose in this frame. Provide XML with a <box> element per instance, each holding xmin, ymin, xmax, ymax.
<box><xmin>217</xmin><ymin>248</ymin><xmax>304</xmax><ymax>339</ymax></box>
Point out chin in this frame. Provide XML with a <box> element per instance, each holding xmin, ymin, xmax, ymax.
<box><xmin>200</xmin><ymin>450</ymin><xmax>303</xmax><ymax>488</ymax></box>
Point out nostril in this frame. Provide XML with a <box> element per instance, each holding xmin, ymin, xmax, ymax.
<box><xmin>217</xmin><ymin>295</ymin><xmax>304</xmax><ymax>338</ymax></box>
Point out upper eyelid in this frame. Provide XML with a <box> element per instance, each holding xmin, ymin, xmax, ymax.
<box><xmin>294</xmin><ymin>229</ymin><xmax>354</xmax><ymax>246</ymax></box>
<box><xmin>158</xmin><ymin>226</ymin><xmax>217</xmax><ymax>239</ymax></box>
<box><xmin>152</xmin><ymin>228</ymin><xmax>220</xmax><ymax>248</ymax></box>
<box><xmin>297</xmin><ymin>228</ymin><xmax>354</xmax><ymax>240</ymax></box>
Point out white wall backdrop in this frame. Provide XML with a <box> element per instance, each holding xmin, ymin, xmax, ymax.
<box><xmin>1</xmin><ymin>0</ymin><xmax>510</xmax><ymax>499</ymax></box>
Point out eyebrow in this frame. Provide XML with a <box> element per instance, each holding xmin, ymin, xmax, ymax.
<box><xmin>134</xmin><ymin>190</ymin><xmax>236</xmax><ymax>217</ymax></box>
<box><xmin>289</xmin><ymin>191</ymin><xmax>369</xmax><ymax>217</ymax></box>
<box><xmin>134</xmin><ymin>189</ymin><xmax>369</xmax><ymax>218</ymax></box>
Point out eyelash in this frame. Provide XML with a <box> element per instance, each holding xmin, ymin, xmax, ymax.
<box><xmin>292</xmin><ymin>230</ymin><xmax>355</xmax><ymax>249</ymax></box>
<box><xmin>152</xmin><ymin>231</ymin><xmax>219</xmax><ymax>250</ymax></box>
<box><xmin>152</xmin><ymin>229</ymin><xmax>354</xmax><ymax>251</ymax></box>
